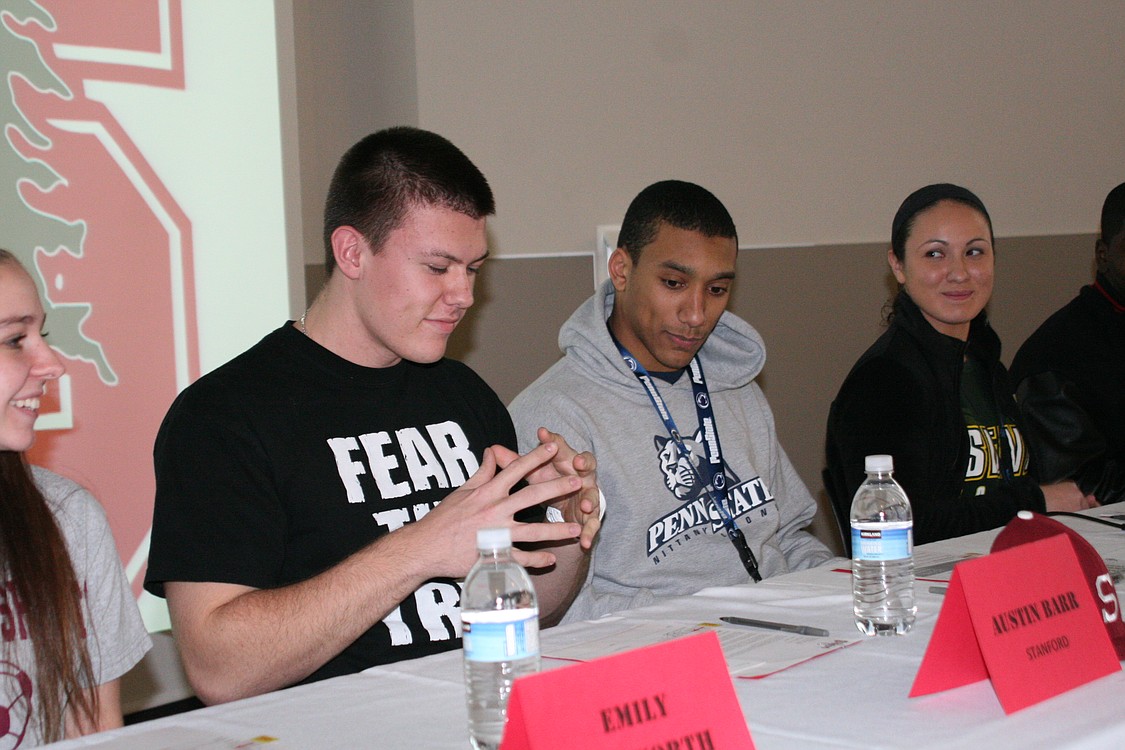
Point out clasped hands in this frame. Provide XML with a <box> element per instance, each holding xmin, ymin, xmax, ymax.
<box><xmin>421</xmin><ymin>427</ymin><xmax>601</xmax><ymax>576</ymax></box>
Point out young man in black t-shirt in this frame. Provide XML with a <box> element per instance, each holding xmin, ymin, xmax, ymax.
<box><xmin>145</xmin><ymin>127</ymin><xmax>601</xmax><ymax>704</ymax></box>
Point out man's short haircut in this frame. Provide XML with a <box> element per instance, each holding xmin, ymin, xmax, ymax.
<box><xmin>1100</xmin><ymin>181</ymin><xmax>1125</xmax><ymax>245</ymax></box>
<box><xmin>617</xmin><ymin>180</ymin><xmax>738</xmax><ymax>262</ymax></box>
<box><xmin>322</xmin><ymin>126</ymin><xmax>495</xmax><ymax>272</ymax></box>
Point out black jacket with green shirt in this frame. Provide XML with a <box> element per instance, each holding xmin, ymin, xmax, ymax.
<box><xmin>825</xmin><ymin>293</ymin><xmax>1044</xmax><ymax>551</ymax></box>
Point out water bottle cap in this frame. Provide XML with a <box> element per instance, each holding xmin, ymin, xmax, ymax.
<box><xmin>476</xmin><ymin>527</ymin><xmax>511</xmax><ymax>551</ymax></box>
<box><xmin>864</xmin><ymin>454</ymin><xmax>894</xmax><ymax>472</ymax></box>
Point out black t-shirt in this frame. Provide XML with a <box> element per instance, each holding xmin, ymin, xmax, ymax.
<box><xmin>145</xmin><ymin>324</ymin><xmax>516</xmax><ymax>682</ymax></box>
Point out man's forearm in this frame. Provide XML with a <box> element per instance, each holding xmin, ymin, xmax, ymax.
<box><xmin>169</xmin><ymin>526</ymin><xmax>436</xmax><ymax>704</ymax></box>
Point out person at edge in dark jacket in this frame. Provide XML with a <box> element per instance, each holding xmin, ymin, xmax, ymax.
<box><xmin>1010</xmin><ymin>181</ymin><xmax>1125</xmax><ymax>506</ymax></box>
<box><xmin>824</xmin><ymin>183</ymin><xmax>1095</xmax><ymax>551</ymax></box>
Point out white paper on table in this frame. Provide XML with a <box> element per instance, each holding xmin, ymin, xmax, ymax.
<box><xmin>911</xmin><ymin>548</ymin><xmax>986</xmax><ymax>580</ymax></box>
<box><xmin>72</xmin><ymin>726</ymin><xmax>275</xmax><ymax>749</ymax></box>
<box><xmin>542</xmin><ymin>619</ymin><xmax>859</xmax><ymax>678</ymax></box>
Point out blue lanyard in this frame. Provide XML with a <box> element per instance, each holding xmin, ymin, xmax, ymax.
<box><xmin>614</xmin><ymin>341</ymin><xmax>762</xmax><ymax>582</ymax></box>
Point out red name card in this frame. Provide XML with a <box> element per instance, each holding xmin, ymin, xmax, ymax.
<box><xmin>500</xmin><ymin>631</ymin><xmax>755</xmax><ymax>749</ymax></box>
<box><xmin>910</xmin><ymin>533</ymin><xmax>1120</xmax><ymax>713</ymax></box>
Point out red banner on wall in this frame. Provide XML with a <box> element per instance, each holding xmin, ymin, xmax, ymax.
<box><xmin>2</xmin><ymin>0</ymin><xmax>196</xmax><ymax>603</ymax></box>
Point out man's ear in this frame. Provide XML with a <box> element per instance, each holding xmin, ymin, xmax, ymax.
<box><xmin>331</xmin><ymin>226</ymin><xmax>367</xmax><ymax>280</ymax></box>
<box><xmin>608</xmin><ymin>247</ymin><xmax>632</xmax><ymax>292</ymax></box>
<box><xmin>887</xmin><ymin>246</ymin><xmax>906</xmax><ymax>286</ymax></box>
<box><xmin>1095</xmin><ymin>237</ymin><xmax>1109</xmax><ymax>274</ymax></box>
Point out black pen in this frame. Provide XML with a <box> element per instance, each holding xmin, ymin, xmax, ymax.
<box><xmin>720</xmin><ymin>616</ymin><xmax>830</xmax><ymax>637</ymax></box>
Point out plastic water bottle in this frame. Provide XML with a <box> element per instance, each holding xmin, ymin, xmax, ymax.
<box><xmin>462</xmin><ymin>527</ymin><xmax>540</xmax><ymax>750</ymax></box>
<box><xmin>851</xmin><ymin>454</ymin><xmax>916</xmax><ymax>635</ymax></box>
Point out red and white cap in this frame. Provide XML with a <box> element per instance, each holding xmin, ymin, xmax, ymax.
<box><xmin>991</xmin><ymin>511</ymin><xmax>1125</xmax><ymax>660</ymax></box>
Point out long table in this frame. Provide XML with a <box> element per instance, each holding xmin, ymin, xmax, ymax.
<box><xmin>47</xmin><ymin>504</ymin><xmax>1125</xmax><ymax>749</ymax></box>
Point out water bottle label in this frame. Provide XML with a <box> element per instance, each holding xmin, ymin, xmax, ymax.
<box><xmin>851</xmin><ymin>524</ymin><xmax>912</xmax><ymax>561</ymax></box>
<box><xmin>462</xmin><ymin>609</ymin><xmax>540</xmax><ymax>663</ymax></box>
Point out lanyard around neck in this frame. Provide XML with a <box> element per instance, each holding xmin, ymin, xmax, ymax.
<box><xmin>614</xmin><ymin>340</ymin><xmax>762</xmax><ymax>582</ymax></box>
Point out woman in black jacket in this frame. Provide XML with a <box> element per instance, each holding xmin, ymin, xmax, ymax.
<box><xmin>825</xmin><ymin>184</ymin><xmax>1094</xmax><ymax>550</ymax></box>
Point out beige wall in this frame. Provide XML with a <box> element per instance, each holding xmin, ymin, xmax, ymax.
<box><xmin>293</xmin><ymin>2</ymin><xmax>1125</xmax><ymax>267</ymax></box>
<box><xmin>291</xmin><ymin>2</ymin><xmax>1120</xmax><ymax>551</ymax></box>
<box><xmin>291</xmin><ymin>0</ymin><xmax>418</xmax><ymax>274</ymax></box>
<box><xmin>412</xmin><ymin>1</ymin><xmax>1123</xmax><ymax>258</ymax></box>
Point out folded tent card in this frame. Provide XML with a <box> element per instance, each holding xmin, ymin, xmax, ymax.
<box><xmin>911</xmin><ymin>511</ymin><xmax>1123</xmax><ymax>714</ymax></box>
<box><xmin>501</xmin><ymin>631</ymin><xmax>756</xmax><ymax>750</ymax></box>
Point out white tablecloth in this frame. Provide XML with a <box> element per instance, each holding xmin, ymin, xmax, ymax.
<box><xmin>46</xmin><ymin>505</ymin><xmax>1125</xmax><ymax>749</ymax></box>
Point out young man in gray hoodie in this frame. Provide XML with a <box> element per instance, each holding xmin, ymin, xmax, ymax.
<box><xmin>510</xmin><ymin>180</ymin><xmax>832</xmax><ymax>623</ymax></box>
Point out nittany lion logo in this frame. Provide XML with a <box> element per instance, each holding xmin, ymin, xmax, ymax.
<box><xmin>654</xmin><ymin>434</ymin><xmax>708</xmax><ymax>501</ymax></box>
<box><xmin>646</xmin><ymin>429</ymin><xmax>769</xmax><ymax>558</ymax></box>
<box><xmin>654</xmin><ymin>431</ymin><xmax>738</xmax><ymax>502</ymax></box>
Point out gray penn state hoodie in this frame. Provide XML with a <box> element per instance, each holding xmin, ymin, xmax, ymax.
<box><xmin>510</xmin><ymin>280</ymin><xmax>833</xmax><ymax>623</ymax></box>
